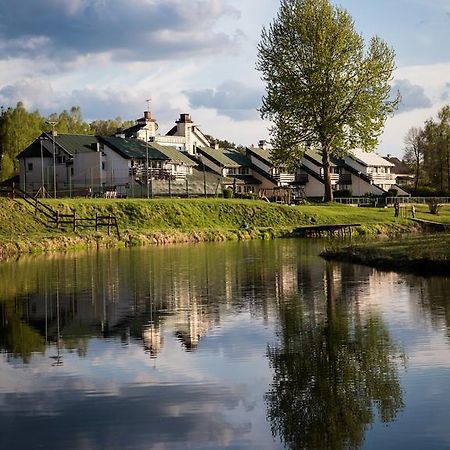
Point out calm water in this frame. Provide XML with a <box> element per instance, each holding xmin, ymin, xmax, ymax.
<box><xmin>1</xmin><ymin>239</ymin><xmax>450</xmax><ymax>449</ymax></box>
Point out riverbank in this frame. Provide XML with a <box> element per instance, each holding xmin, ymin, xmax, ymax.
<box><xmin>0</xmin><ymin>197</ymin><xmax>422</xmax><ymax>260</ymax></box>
<box><xmin>321</xmin><ymin>233</ymin><xmax>450</xmax><ymax>274</ymax></box>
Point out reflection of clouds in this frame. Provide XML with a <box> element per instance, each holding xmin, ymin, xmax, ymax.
<box><xmin>0</xmin><ymin>382</ymin><xmax>251</xmax><ymax>450</ymax></box>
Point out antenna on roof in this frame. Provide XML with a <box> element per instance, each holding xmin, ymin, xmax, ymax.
<box><xmin>146</xmin><ymin>96</ymin><xmax>152</xmax><ymax>111</ymax></box>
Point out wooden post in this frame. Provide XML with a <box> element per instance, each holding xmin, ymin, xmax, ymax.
<box><xmin>168</xmin><ymin>176</ymin><xmax>172</xmax><ymax>197</ymax></box>
<box><xmin>108</xmin><ymin>214</ymin><xmax>111</xmax><ymax>235</ymax></box>
<box><xmin>95</xmin><ymin>213</ymin><xmax>98</xmax><ymax>232</ymax></box>
<box><xmin>114</xmin><ymin>217</ymin><xmax>120</xmax><ymax>240</ymax></box>
<box><xmin>73</xmin><ymin>211</ymin><xmax>76</xmax><ymax>232</ymax></box>
<box><xmin>185</xmin><ymin>178</ymin><xmax>189</xmax><ymax>198</ymax></box>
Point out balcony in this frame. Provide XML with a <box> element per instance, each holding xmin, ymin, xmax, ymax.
<box><xmin>368</xmin><ymin>172</ymin><xmax>396</xmax><ymax>182</ymax></box>
<box><xmin>274</xmin><ymin>172</ymin><xmax>296</xmax><ymax>185</ymax></box>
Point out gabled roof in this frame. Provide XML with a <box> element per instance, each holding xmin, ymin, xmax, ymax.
<box><xmin>54</xmin><ymin>134</ymin><xmax>99</xmax><ymax>155</ymax></box>
<box><xmin>99</xmin><ymin>136</ymin><xmax>170</xmax><ymax>160</ymax></box>
<box><xmin>247</xmin><ymin>146</ymin><xmax>272</xmax><ymax>164</ymax></box>
<box><xmin>197</xmin><ymin>147</ymin><xmax>251</xmax><ymax>168</ymax></box>
<box><xmin>121</xmin><ymin>123</ymin><xmax>143</xmax><ymax>138</ymax></box>
<box><xmin>304</xmin><ymin>148</ymin><xmax>338</xmax><ymax>167</ymax></box>
<box><xmin>384</xmin><ymin>156</ymin><xmax>413</xmax><ymax>174</ymax></box>
<box><xmin>348</xmin><ymin>148</ymin><xmax>394</xmax><ymax>167</ymax></box>
<box><xmin>16</xmin><ymin>134</ymin><xmax>53</xmax><ymax>159</ymax></box>
<box><xmin>156</xmin><ymin>146</ymin><xmax>196</xmax><ymax>166</ymax></box>
<box><xmin>17</xmin><ymin>133</ymin><xmax>97</xmax><ymax>159</ymax></box>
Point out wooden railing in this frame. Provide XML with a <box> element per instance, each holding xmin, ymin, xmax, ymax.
<box><xmin>6</xmin><ymin>184</ymin><xmax>121</xmax><ymax>238</ymax></box>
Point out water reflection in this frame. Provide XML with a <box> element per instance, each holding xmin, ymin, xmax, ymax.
<box><xmin>0</xmin><ymin>240</ymin><xmax>440</xmax><ymax>449</ymax></box>
<box><xmin>266</xmin><ymin>262</ymin><xmax>405</xmax><ymax>450</ymax></box>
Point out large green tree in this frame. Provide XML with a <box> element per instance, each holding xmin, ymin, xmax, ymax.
<box><xmin>257</xmin><ymin>0</ymin><xmax>399</xmax><ymax>201</ymax></box>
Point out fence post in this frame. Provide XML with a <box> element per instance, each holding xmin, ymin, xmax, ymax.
<box><xmin>185</xmin><ymin>178</ymin><xmax>189</xmax><ymax>198</ymax></box>
<box><xmin>73</xmin><ymin>211</ymin><xmax>76</xmax><ymax>232</ymax></box>
<box><xmin>95</xmin><ymin>213</ymin><xmax>98</xmax><ymax>232</ymax></box>
<box><xmin>168</xmin><ymin>176</ymin><xmax>172</xmax><ymax>198</ymax></box>
<box><xmin>108</xmin><ymin>214</ymin><xmax>111</xmax><ymax>235</ymax></box>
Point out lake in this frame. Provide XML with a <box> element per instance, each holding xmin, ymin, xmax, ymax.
<box><xmin>1</xmin><ymin>239</ymin><xmax>450</xmax><ymax>449</ymax></box>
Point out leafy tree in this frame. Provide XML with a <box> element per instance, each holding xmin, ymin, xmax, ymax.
<box><xmin>416</xmin><ymin>107</ymin><xmax>450</xmax><ymax>193</ymax></box>
<box><xmin>257</xmin><ymin>0</ymin><xmax>399</xmax><ymax>201</ymax></box>
<box><xmin>89</xmin><ymin>117</ymin><xmax>135</xmax><ymax>135</ymax></box>
<box><xmin>403</xmin><ymin>126</ymin><xmax>424</xmax><ymax>194</ymax></box>
<box><xmin>0</xmin><ymin>102</ymin><xmax>44</xmax><ymax>180</ymax></box>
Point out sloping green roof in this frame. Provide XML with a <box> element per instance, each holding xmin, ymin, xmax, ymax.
<box><xmin>247</xmin><ymin>146</ymin><xmax>272</xmax><ymax>164</ymax></box>
<box><xmin>198</xmin><ymin>147</ymin><xmax>251</xmax><ymax>168</ymax></box>
<box><xmin>99</xmin><ymin>136</ymin><xmax>170</xmax><ymax>160</ymax></box>
<box><xmin>54</xmin><ymin>134</ymin><xmax>99</xmax><ymax>155</ymax></box>
<box><xmin>304</xmin><ymin>148</ymin><xmax>338</xmax><ymax>167</ymax></box>
<box><xmin>155</xmin><ymin>144</ymin><xmax>196</xmax><ymax>166</ymax></box>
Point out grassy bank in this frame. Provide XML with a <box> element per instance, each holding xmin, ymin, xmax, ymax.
<box><xmin>321</xmin><ymin>233</ymin><xmax>450</xmax><ymax>274</ymax></box>
<box><xmin>0</xmin><ymin>197</ymin><xmax>423</xmax><ymax>260</ymax></box>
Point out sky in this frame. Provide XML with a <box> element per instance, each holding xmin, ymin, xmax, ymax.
<box><xmin>0</xmin><ymin>0</ymin><xmax>450</xmax><ymax>157</ymax></box>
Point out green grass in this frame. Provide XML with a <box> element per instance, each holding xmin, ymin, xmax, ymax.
<box><xmin>322</xmin><ymin>232</ymin><xmax>450</xmax><ymax>274</ymax></box>
<box><xmin>0</xmin><ymin>197</ymin><xmax>438</xmax><ymax>259</ymax></box>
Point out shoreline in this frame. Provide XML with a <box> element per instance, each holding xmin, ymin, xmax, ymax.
<box><xmin>0</xmin><ymin>197</ymin><xmax>423</xmax><ymax>261</ymax></box>
<box><xmin>321</xmin><ymin>233</ymin><xmax>450</xmax><ymax>276</ymax></box>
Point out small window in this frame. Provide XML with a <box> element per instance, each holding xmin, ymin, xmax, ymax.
<box><xmin>70</xmin><ymin>167</ymin><xmax>74</xmax><ymax>176</ymax></box>
<box><xmin>56</xmin><ymin>156</ymin><xmax>65</xmax><ymax>164</ymax></box>
<box><xmin>102</xmin><ymin>162</ymin><xmax>105</xmax><ymax>170</ymax></box>
<box><xmin>27</xmin><ymin>162</ymin><xmax>33</xmax><ymax>171</ymax></box>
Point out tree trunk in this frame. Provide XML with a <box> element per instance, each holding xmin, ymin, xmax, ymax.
<box><xmin>322</xmin><ymin>149</ymin><xmax>333</xmax><ymax>202</ymax></box>
<box><xmin>414</xmin><ymin>161</ymin><xmax>420</xmax><ymax>195</ymax></box>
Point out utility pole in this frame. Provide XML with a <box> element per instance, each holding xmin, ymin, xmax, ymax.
<box><xmin>46</xmin><ymin>121</ymin><xmax>58</xmax><ymax>198</ymax></box>
<box><xmin>146</xmin><ymin>129</ymin><xmax>149</xmax><ymax>199</ymax></box>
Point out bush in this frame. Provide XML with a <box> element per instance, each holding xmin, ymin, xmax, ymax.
<box><xmin>414</xmin><ymin>186</ymin><xmax>440</xmax><ymax>197</ymax></box>
<box><xmin>426</xmin><ymin>199</ymin><xmax>442</xmax><ymax>215</ymax></box>
<box><xmin>387</xmin><ymin>188</ymin><xmax>398</xmax><ymax>197</ymax></box>
<box><xmin>222</xmin><ymin>188</ymin><xmax>234</xmax><ymax>199</ymax></box>
<box><xmin>334</xmin><ymin>189</ymin><xmax>352</xmax><ymax>198</ymax></box>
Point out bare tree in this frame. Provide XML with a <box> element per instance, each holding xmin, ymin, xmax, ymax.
<box><xmin>403</xmin><ymin>127</ymin><xmax>423</xmax><ymax>194</ymax></box>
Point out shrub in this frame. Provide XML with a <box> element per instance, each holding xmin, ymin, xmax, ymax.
<box><xmin>222</xmin><ymin>188</ymin><xmax>234</xmax><ymax>199</ymax></box>
<box><xmin>334</xmin><ymin>189</ymin><xmax>352</xmax><ymax>198</ymax></box>
<box><xmin>387</xmin><ymin>188</ymin><xmax>398</xmax><ymax>197</ymax></box>
<box><xmin>426</xmin><ymin>199</ymin><xmax>442</xmax><ymax>215</ymax></box>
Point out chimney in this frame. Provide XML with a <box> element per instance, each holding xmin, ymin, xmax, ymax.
<box><xmin>144</xmin><ymin>111</ymin><xmax>152</xmax><ymax>121</ymax></box>
<box><xmin>176</xmin><ymin>113</ymin><xmax>193</xmax><ymax>124</ymax></box>
<box><xmin>258</xmin><ymin>140</ymin><xmax>266</xmax><ymax>149</ymax></box>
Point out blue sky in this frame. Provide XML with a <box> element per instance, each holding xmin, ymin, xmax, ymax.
<box><xmin>1</xmin><ymin>0</ymin><xmax>449</xmax><ymax>156</ymax></box>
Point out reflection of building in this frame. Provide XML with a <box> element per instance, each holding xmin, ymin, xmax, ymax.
<box><xmin>142</xmin><ymin>323</ymin><xmax>163</xmax><ymax>358</ymax></box>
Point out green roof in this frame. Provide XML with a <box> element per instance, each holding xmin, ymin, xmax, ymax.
<box><xmin>247</xmin><ymin>146</ymin><xmax>272</xmax><ymax>164</ymax></box>
<box><xmin>54</xmin><ymin>134</ymin><xmax>99</xmax><ymax>155</ymax></box>
<box><xmin>198</xmin><ymin>147</ymin><xmax>251</xmax><ymax>168</ymax></box>
<box><xmin>304</xmin><ymin>148</ymin><xmax>337</xmax><ymax>167</ymax></box>
<box><xmin>100</xmin><ymin>136</ymin><xmax>170</xmax><ymax>160</ymax></box>
<box><xmin>155</xmin><ymin>145</ymin><xmax>196</xmax><ymax>166</ymax></box>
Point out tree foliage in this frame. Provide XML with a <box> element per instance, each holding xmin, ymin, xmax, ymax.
<box><xmin>403</xmin><ymin>105</ymin><xmax>450</xmax><ymax>193</ymax></box>
<box><xmin>257</xmin><ymin>0</ymin><xmax>399</xmax><ymax>201</ymax></box>
<box><xmin>266</xmin><ymin>263</ymin><xmax>404</xmax><ymax>450</ymax></box>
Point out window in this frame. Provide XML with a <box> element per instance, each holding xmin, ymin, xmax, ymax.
<box><xmin>70</xmin><ymin>167</ymin><xmax>74</xmax><ymax>176</ymax></box>
<box><xmin>56</xmin><ymin>155</ymin><xmax>65</xmax><ymax>164</ymax></box>
<box><xmin>239</xmin><ymin>167</ymin><xmax>249</xmax><ymax>175</ymax></box>
<box><xmin>102</xmin><ymin>162</ymin><xmax>105</xmax><ymax>170</ymax></box>
<box><xmin>27</xmin><ymin>162</ymin><xmax>33</xmax><ymax>171</ymax></box>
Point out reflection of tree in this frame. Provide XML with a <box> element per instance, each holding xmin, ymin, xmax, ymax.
<box><xmin>266</xmin><ymin>263</ymin><xmax>404</xmax><ymax>450</ymax></box>
<box><xmin>0</xmin><ymin>303</ymin><xmax>45</xmax><ymax>363</ymax></box>
<box><xmin>412</xmin><ymin>275</ymin><xmax>450</xmax><ymax>335</ymax></box>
